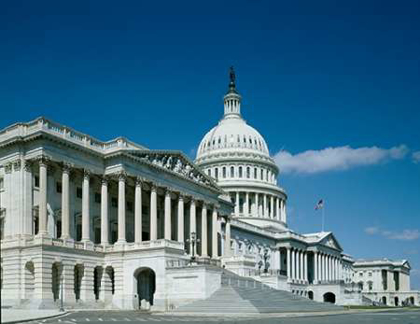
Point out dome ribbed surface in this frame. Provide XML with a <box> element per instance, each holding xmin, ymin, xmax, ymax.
<box><xmin>196</xmin><ymin>116</ymin><xmax>269</xmax><ymax>159</ymax></box>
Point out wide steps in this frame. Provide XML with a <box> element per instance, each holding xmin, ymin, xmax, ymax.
<box><xmin>174</xmin><ymin>273</ymin><xmax>342</xmax><ymax>314</ymax></box>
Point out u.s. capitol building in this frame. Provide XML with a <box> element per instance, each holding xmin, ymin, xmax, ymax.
<box><xmin>0</xmin><ymin>69</ymin><xmax>418</xmax><ymax>311</ymax></box>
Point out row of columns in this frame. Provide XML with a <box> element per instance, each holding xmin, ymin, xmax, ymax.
<box><xmin>233</xmin><ymin>191</ymin><xmax>286</xmax><ymax>222</ymax></box>
<box><xmin>36</xmin><ymin>158</ymin><xmax>225</xmax><ymax>259</ymax></box>
<box><xmin>286</xmin><ymin>248</ymin><xmax>309</xmax><ymax>282</ymax></box>
<box><xmin>314</xmin><ymin>252</ymin><xmax>341</xmax><ymax>282</ymax></box>
<box><xmin>282</xmin><ymin>248</ymin><xmax>341</xmax><ymax>283</ymax></box>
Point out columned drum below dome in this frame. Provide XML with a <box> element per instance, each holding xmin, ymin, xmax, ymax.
<box><xmin>195</xmin><ymin>68</ymin><xmax>288</xmax><ymax>232</ymax></box>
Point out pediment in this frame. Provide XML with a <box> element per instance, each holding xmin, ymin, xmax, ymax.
<box><xmin>128</xmin><ymin>150</ymin><xmax>221</xmax><ymax>192</ymax></box>
<box><xmin>320</xmin><ymin>233</ymin><xmax>342</xmax><ymax>251</ymax></box>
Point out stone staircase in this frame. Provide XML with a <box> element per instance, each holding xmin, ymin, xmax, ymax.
<box><xmin>174</xmin><ymin>270</ymin><xmax>343</xmax><ymax>314</ymax></box>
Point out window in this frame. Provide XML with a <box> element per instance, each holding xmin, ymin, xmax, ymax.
<box><xmin>230</xmin><ymin>166</ymin><xmax>234</xmax><ymax>178</ymax></box>
<box><xmin>260</xmin><ymin>169</ymin><xmax>264</xmax><ymax>180</ymax></box>
<box><xmin>222</xmin><ymin>167</ymin><xmax>226</xmax><ymax>178</ymax></box>
<box><xmin>56</xmin><ymin>182</ymin><xmax>62</xmax><ymax>193</ymax></box>
<box><xmin>94</xmin><ymin>193</ymin><xmax>101</xmax><ymax>204</ymax></box>
<box><xmin>207</xmin><ymin>169</ymin><xmax>211</xmax><ymax>176</ymax></box>
<box><xmin>238</xmin><ymin>166</ymin><xmax>243</xmax><ymax>178</ymax></box>
<box><xmin>359</xmin><ymin>272</ymin><xmax>363</xmax><ymax>277</ymax></box>
<box><xmin>111</xmin><ymin>197</ymin><xmax>118</xmax><ymax>208</ymax></box>
<box><xmin>368</xmin><ymin>272</ymin><xmax>372</xmax><ymax>277</ymax></box>
<box><xmin>34</xmin><ymin>175</ymin><xmax>40</xmax><ymax>188</ymax></box>
<box><xmin>0</xmin><ymin>177</ymin><xmax>3</xmax><ymax>190</ymax></box>
<box><xmin>214</xmin><ymin>168</ymin><xmax>218</xmax><ymax>179</ymax></box>
<box><xmin>76</xmin><ymin>187</ymin><xmax>82</xmax><ymax>199</ymax></box>
<box><xmin>246</xmin><ymin>167</ymin><xmax>250</xmax><ymax>179</ymax></box>
<box><xmin>254</xmin><ymin>168</ymin><xmax>257</xmax><ymax>179</ymax></box>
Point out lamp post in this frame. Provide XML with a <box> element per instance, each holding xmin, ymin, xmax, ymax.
<box><xmin>186</xmin><ymin>232</ymin><xmax>200</xmax><ymax>263</ymax></box>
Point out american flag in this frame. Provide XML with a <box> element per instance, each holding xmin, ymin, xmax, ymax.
<box><xmin>315</xmin><ymin>199</ymin><xmax>324</xmax><ymax>210</ymax></box>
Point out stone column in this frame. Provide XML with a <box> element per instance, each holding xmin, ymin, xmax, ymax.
<box><xmin>300</xmin><ymin>250</ymin><xmax>304</xmax><ymax>280</ymax></box>
<box><xmin>177</xmin><ymin>195</ymin><xmax>184</xmax><ymax>243</ymax></box>
<box><xmin>270</xmin><ymin>195</ymin><xmax>274</xmax><ymax>218</ymax></box>
<box><xmin>38</xmin><ymin>158</ymin><xmax>48</xmax><ymax>236</ymax></box>
<box><xmin>314</xmin><ymin>252</ymin><xmax>318</xmax><ymax>283</ymax></box>
<box><xmin>150</xmin><ymin>184</ymin><xmax>158</xmax><ymax>241</ymax></box>
<box><xmin>321</xmin><ymin>254</ymin><xmax>325</xmax><ymax>281</ymax></box>
<box><xmin>212</xmin><ymin>208</ymin><xmax>218</xmax><ymax>258</ymax></box>
<box><xmin>291</xmin><ymin>249</ymin><xmax>296</xmax><ymax>280</ymax></box>
<box><xmin>263</xmin><ymin>194</ymin><xmax>267</xmax><ymax>217</ymax></box>
<box><xmin>82</xmin><ymin>170</ymin><xmax>91</xmax><ymax>242</ymax></box>
<box><xmin>278</xmin><ymin>249</ymin><xmax>282</xmax><ymax>272</ymax></box>
<box><xmin>235</xmin><ymin>192</ymin><xmax>240</xmax><ymax>217</ymax></box>
<box><xmin>255</xmin><ymin>193</ymin><xmax>259</xmax><ymax>217</ymax></box>
<box><xmin>134</xmin><ymin>178</ymin><xmax>142</xmax><ymax>243</ymax></box>
<box><xmin>190</xmin><ymin>198</ymin><xmax>196</xmax><ymax>255</ymax></box>
<box><xmin>337</xmin><ymin>258</ymin><xmax>341</xmax><ymax>281</ymax></box>
<box><xmin>224</xmin><ymin>218</ymin><xmax>231</xmax><ymax>257</ymax></box>
<box><xmin>304</xmin><ymin>252</ymin><xmax>308</xmax><ymax>282</ymax></box>
<box><xmin>100</xmin><ymin>177</ymin><xmax>109</xmax><ymax>245</ymax></box>
<box><xmin>287</xmin><ymin>248</ymin><xmax>291</xmax><ymax>280</ymax></box>
<box><xmin>245</xmin><ymin>192</ymin><xmax>249</xmax><ymax>217</ymax></box>
<box><xmin>164</xmin><ymin>189</ymin><xmax>172</xmax><ymax>240</ymax></box>
<box><xmin>61</xmin><ymin>164</ymin><xmax>71</xmax><ymax>239</ymax></box>
<box><xmin>117</xmin><ymin>172</ymin><xmax>126</xmax><ymax>243</ymax></box>
<box><xmin>276</xmin><ymin>198</ymin><xmax>280</xmax><ymax>221</ymax></box>
<box><xmin>201</xmin><ymin>203</ymin><xmax>208</xmax><ymax>257</ymax></box>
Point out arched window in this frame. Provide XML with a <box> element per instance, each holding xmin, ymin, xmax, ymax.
<box><xmin>239</xmin><ymin>166</ymin><xmax>243</xmax><ymax>178</ymax></box>
<box><xmin>254</xmin><ymin>167</ymin><xmax>257</xmax><ymax>179</ymax></box>
<box><xmin>246</xmin><ymin>167</ymin><xmax>250</xmax><ymax>178</ymax></box>
<box><xmin>261</xmin><ymin>169</ymin><xmax>264</xmax><ymax>180</ymax></box>
<box><xmin>215</xmin><ymin>168</ymin><xmax>218</xmax><ymax>179</ymax></box>
<box><xmin>207</xmin><ymin>169</ymin><xmax>211</xmax><ymax>176</ymax></box>
<box><xmin>230</xmin><ymin>166</ymin><xmax>235</xmax><ymax>178</ymax></box>
<box><xmin>222</xmin><ymin>167</ymin><xmax>226</xmax><ymax>178</ymax></box>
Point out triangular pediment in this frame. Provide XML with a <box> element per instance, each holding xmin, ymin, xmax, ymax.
<box><xmin>320</xmin><ymin>233</ymin><xmax>343</xmax><ymax>251</ymax></box>
<box><xmin>128</xmin><ymin>150</ymin><xmax>221</xmax><ymax>192</ymax></box>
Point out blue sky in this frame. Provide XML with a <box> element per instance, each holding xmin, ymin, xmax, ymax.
<box><xmin>1</xmin><ymin>1</ymin><xmax>419</xmax><ymax>287</ymax></box>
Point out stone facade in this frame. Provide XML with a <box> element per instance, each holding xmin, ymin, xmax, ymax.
<box><xmin>0</xmin><ymin>117</ymin><xmax>233</xmax><ymax>310</ymax></box>
<box><xmin>194</xmin><ymin>68</ymin><xmax>419</xmax><ymax>307</ymax></box>
<box><xmin>0</xmin><ymin>70</ymin><xmax>418</xmax><ymax>310</ymax></box>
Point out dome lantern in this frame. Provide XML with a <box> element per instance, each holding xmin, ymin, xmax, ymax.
<box><xmin>224</xmin><ymin>67</ymin><xmax>242</xmax><ymax>117</ymax></box>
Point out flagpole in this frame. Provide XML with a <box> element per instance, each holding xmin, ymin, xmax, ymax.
<box><xmin>322</xmin><ymin>202</ymin><xmax>325</xmax><ymax>232</ymax></box>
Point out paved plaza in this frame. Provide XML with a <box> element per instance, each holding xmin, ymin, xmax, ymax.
<box><xmin>17</xmin><ymin>310</ymin><xmax>420</xmax><ymax>324</ymax></box>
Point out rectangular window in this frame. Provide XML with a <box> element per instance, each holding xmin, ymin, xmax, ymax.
<box><xmin>56</xmin><ymin>182</ymin><xmax>62</xmax><ymax>193</ymax></box>
<box><xmin>76</xmin><ymin>187</ymin><xmax>82</xmax><ymax>199</ymax></box>
<box><xmin>34</xmin><ymin>175</ymin><xmax>40</xmax><ymax>188</ymax></box>
<box><xmin>111</xmin><ymin>197</ymin><xmax>118</xmax><ymax>208</ymax></box>
<box><xmin>94</xmin><ymin>193</ymin><xmax>101</xmax><ymax>204</ymax></box>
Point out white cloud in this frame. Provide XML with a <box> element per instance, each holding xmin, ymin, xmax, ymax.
<box><xmin>364</xmin><ymin>226</ymin><xmax>419</xmax><ymax>241</ymax></box>
<box><xmin>274</xmin><ymin>145</ymin><xmax>409</xmax><ymax>174</ymax></box>
<box><xmin>364</xmin><ymin>226</ymin><xmax>380</xmax><ymax>235</ymax></box>
<box><xmin>385</xmin><ymin>229</ymin><xmax>420</xmax><ymax>241</ymax></box>
<box><xmin>413</xmin><ymin>151</ymin><xmax>420</xmax><ymax>164</ymax></box>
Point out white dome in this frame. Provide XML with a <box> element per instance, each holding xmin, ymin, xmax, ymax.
<box><xmin>196</xmin><ymin>115</ymin><xmax>270</xmax><ymax>159</ymax></box>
